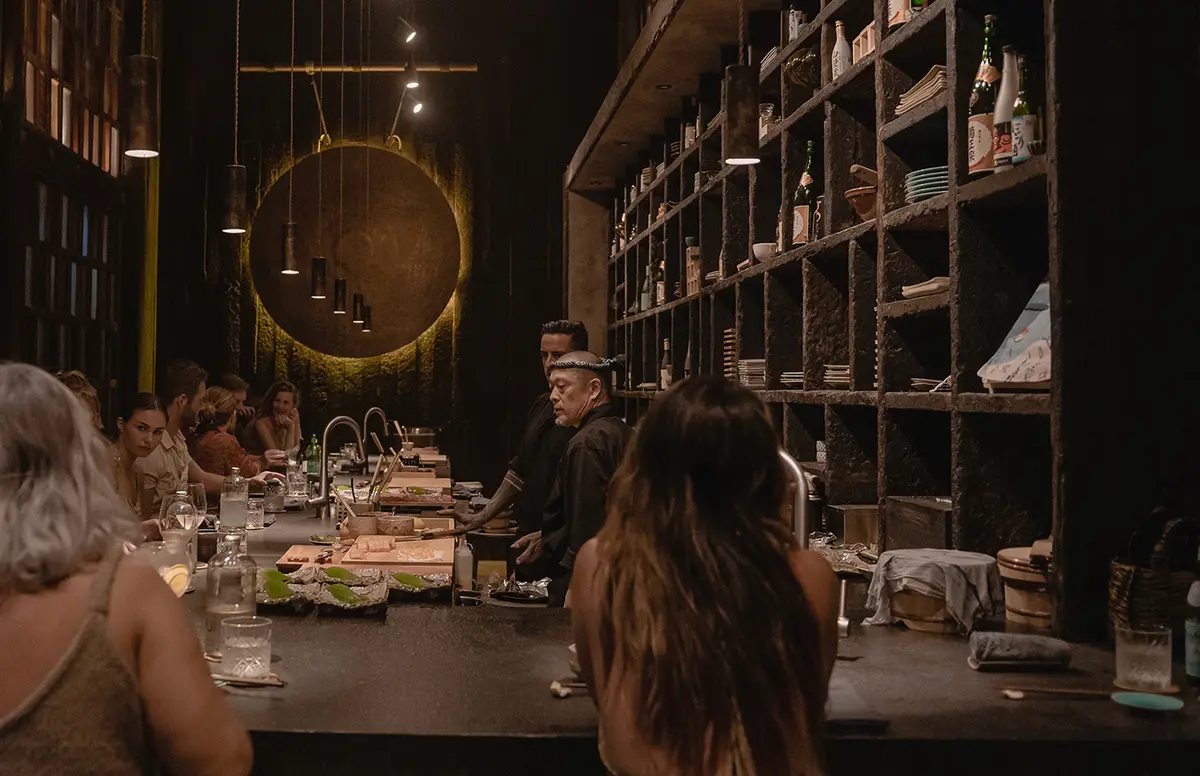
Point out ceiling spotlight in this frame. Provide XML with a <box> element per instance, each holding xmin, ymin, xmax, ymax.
<box><xmin>405</xmin><ymin>56</ymin><xmax>419</xmax><ymax>89</ymax></box>
<box><xmin>412</xmin><ymin>101</ymin><xmax>423</xmax><ymax>114</ymax></box>
<box><xmin>399</xmin><ymin>16</ymin><xmax>417</xmax><ymax>44</ymax></box>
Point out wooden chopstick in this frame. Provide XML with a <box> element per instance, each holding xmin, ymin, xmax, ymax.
<box><xmin>1003</xmin><ymin>686</ymin><xmax>1111</xmax><ymax>697</ymax></box>
<box><xmin>212</xmin><ymin>673</ymin><xmax>286</xmax><ymax>688</ymax></box>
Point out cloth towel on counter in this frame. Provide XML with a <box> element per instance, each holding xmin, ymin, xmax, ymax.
<box><xmin>967</xmin><ymin>632</ymin><xmax>1071</xmax><ymax>670</ymax></box>
<box><xmin>864</xmin><ymin>549</ymin><xmax>1003</xmax><ymax>634</ymax></box>
<box><xmin>900</xmin><ymin>276</ymin><xmax>950</xmax><ymax>299</ymax></box>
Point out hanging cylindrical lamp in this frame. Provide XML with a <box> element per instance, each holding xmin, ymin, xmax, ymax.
<box><xmin>310</xmin><ymin>256</ymin><xmax>328</xmax><ymax>298</ymax></box>
<box><xmin>126</xmin><ymin>54</ymin><xmax>160</xmax><ymax>158</ymax></box>
<box><xmin>723</xmin><ymin>64</ymin><xmax>760</xmax><ymax>166</ymax></box>
<box><xmin>221</xmin><ymin>164</ymin><xmax>247</xmax><ymax>234</ymax></box>
<box><xmin>333</xmin><ymin>278</ymin><xmax>348</xmax><ymax>313</ymax></box>
<box><xmin>361</xmin><ymin>306</ymin><xmax>372</xmax><ymax>333</ymax></box>
<box><xmin>351</xmin><ymin>293</ymin><xmax>365</xmax><ymax>323</ymax></box>
<box><xmin>281</xmin><ymin>221</ymin><xmax>299</xmax><ymax>274</ymax></box>
<box><xmin>405</xmin><ymin>52</ymin><xmax>419</xmax><ymax>89</ymax></box>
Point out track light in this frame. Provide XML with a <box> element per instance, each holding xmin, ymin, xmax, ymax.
<box><xmin>126</xmin><ymin>55</ymin><xmax>160</xmax><ymax>158</ymax></box>
<box><xmin>399</xmin><ymin>16</ymin><xmax>417</xmax><ymax>44</ymax></box>
<box><xmin>361</xmin><ymin>306</ymin><xmax>372</xmax><ymax>333</ymax></box>
<box><xmin>352</xmin><ymin>293</ymin><xmax>365</xmax><ymax>323</ymax></box>
<box><xmin>310</xmin><ymin>256</ymin><xmax>327</xmax><ymax>298</ymax></box>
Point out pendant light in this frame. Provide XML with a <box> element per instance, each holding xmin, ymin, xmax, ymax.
<box><xmin>126</xmin><ymin>0</ymin><xmax>159</xmax><ymax>158</ymax></box>
<box><xmin>332</xmin><ymin>0</ymin><xmax>348</xmax><ymax>315</ymax></box>
<box><xmin>222</xmin><ymin>0</ymin><xmax>247</xmax><ymax>234</ymax></box>
<box><xmin>361</xmin><ymin>305</ymin><xmax>372</xmax><ymax>333</ymax></box>
<box><xmin>281</xmin><ymin>0</ymin><xmax>299</xmax><ymax>274</ymax></box>
<box><xmin>723</xmin><ymin>0</ymin><xmax>760</xmax><ymax>166</ymax></box>
<box><xmin>310</xmin><ymin>0</ymin><xmax>328</xmax><ymax>300</ymax></box>
<box><xmin>405</xmin><ymin>52</ymin><xmax>419</xmax><ymax>89</ymax></box>
<box><xmin>352</xmin><ymin>293</ymin><xmax>365</xmax><ymax>323</ymax></box>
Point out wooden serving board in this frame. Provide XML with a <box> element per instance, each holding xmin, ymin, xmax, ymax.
<box><xmin>276</xmin><ymin>535</ymin><xmax>454</xmax><ymax>575</ymax></box>
<box><xmin>387</xmin><ymin>475</ymin><xmax>451</xmax><ymax>489</ymax></box>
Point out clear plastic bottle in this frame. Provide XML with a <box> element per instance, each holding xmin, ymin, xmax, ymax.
<box><xmin>220</xmin><ymin>467</ymin><xmax>248</xmax><ymax>529</ymax></box>
<box><xmin>204</xmin><ymin>529</ymin><xmax>258</xmax><ymax>656</ymax></box>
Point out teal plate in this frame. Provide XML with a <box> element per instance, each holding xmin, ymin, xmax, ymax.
<box><xmin>906</xmin><ymin>191</ymin><xmax>945</xmax><ymax>203</ymax></box>
<box><xmin>905</xmin><ymin>177</ymin><xmax>949</xmax><ymax>187</ymax></box>
<box><xmin>909</xmin><ymin>166</ymin><xmax>948</xmax><ymax>173</ymax></box>
<box><xmin>1111</xmin><ymin>692</ymin><xmax>1184</xmax><ymax>712</ymax></box>
<box><xmin>905</xmin><ymin>173</ymin><xmax>949</xmax><ymax>183</ymax></box>
<box><xmin>905</xmin><ymin>187</ymin><xmax>949</xmax><ymax>197</ymax></box>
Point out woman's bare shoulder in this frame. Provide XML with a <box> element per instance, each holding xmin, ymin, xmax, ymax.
<box><xmin>788</xmin><ymin>548</ymin><xmax>839</xmax><ymax>608</ymax></box>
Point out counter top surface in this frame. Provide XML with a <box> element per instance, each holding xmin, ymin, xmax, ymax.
<box><xmin>190</xmin><ymin>511</ymin><xmax>1200</xmax><ymax>745</ymax></box>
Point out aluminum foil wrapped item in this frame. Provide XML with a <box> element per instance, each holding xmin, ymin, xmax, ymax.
<box><xmin>386</xmin><ymin>571</ymin><xmax>451</xmax><ymax>592</ymax></box>
<box><xmin>317</xmin><ymin>566</ymin><xmax>385</xmax><ymax>586</ymax></box>
<box><xmin>492</xmin><ymin>575</ymin><xmax>552</xmax><ymax>601</ymax></box>
<box><xmin>809</xmin><ymin>532</ymin><xmax>871</xmax><ymax>575</ymax></box>
<box><xmin>286</xmin><ymin>566</ymin><xmax>321</xmax><ymax>585</ymax></box>
<box><xmin>315</xmin><ymin>581</ymin><xmax>389</xmax><ymax>617</ymax></box>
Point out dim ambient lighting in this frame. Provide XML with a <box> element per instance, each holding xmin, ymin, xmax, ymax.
<box><xmin>361</xmin><ymin>306</ymin><xmax>372</xmax><ymax>333</ymax></box>
<box><xmin>399</xmin><ymin>16</ymin><xmax>417</xmax><ymax>44</ymax></box>
<box><xmin>351</xmin><ymin>293</ymin><xmax>365</xmax><ymax>323</ymax></box>
<box><xmin>221</xmin><ymin>164</ymin><xmax>248</xmax><ymax>233</ymax></box>
<box><xmin>125</xmin><ymin>55</ymin><xmax>160</xmax><ymax>158</ymax></box>
<box><xmin>310</xmin><ymin>256</ymin><xmax>328</xmax><ymax>298</ymax></box>
<box><xmin>723</xmin><ymin>64</ymin><xmax>761</xmax><ymax>166</ymax></box>
<box><xmin>333</xmin><ymin>278</ymin><xmax>348</xmax><ymax>313</ymax></box>
<box><xmin>281</xmin><ymin>222</ymin><xmax>299</xmax><ymax>274</ymax></box>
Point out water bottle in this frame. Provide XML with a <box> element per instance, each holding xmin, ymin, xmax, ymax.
<box><xmin>454</xmin><ymin>538</ymin><xmax>474</xmax><ymax>592</ymax></box>
<box><xmin>204</xmin><ymin>529</ymin><xmax>257</xmax><ymax>656</ymax></box>
<box><xmin>220</xmin><ymin>467</ymin><xmax>248</xmax><ymax>529</ymax></box>
<box><xmin>305</xmin><ymin>435</ymin><xmax>321</xmax><ymax>477</ymax></box>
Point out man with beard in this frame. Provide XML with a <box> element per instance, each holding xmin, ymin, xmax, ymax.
<box><xmin>137</xmin><ymin>359</ymin><xmax>281</xmax><ymax>517</ymax></box>
<box><xmin>512</xmin><ymin>352</ymin><xmax>631</xmax><ymax>606</ymax></box>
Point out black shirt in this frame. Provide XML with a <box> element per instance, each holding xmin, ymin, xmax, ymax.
<box><xmin>509</xmin><ymin>392</ymin><xmax>575</xmax><ymax>538</ymax></box>
<box><xmin>541</xmin><ymin>402</ymin><xmax>633</xmax><ymax>571</ymax></box>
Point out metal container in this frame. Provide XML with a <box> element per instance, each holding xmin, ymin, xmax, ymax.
<box><xmin>406</xmin><ymin>427</ymin><xmax>437</xmax><ymax>448</ymax></box>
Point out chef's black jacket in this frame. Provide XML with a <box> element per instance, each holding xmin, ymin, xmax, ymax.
<box><xmin>540</xmin><ymin>402</ymin><xmax>632</xmax><ymax>595</ymax></box>
<box><xmin>509</xmin><ymin>392</ymin><xmax>575</xmax><ymax>539</ymax></box>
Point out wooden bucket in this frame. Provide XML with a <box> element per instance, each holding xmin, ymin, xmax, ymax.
<box><xmin>891</xmin><ymin>590</ymin><xmax>956</xmax><ymax>633</ymax></box>
<box><xmin>997</xmin><ymin>546</ymin><xmax>1053</xmax><ymax>629</ymax></box>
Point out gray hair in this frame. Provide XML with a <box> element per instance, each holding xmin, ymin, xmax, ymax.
<box><xmin>0</xmin><ymin>363</ymin><xmax>138</xmax><ymax>592</ymax></box>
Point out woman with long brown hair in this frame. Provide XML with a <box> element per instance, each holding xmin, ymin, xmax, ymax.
<box><xmin>570</xmin><ymin>376</ymin><xmax>839</xmax><ymax>776</ymax></box>
<box><xmin>245</xmin><ymin>381</ymin><xmax>301</xmax><ymax>456</ymax></box>
<box><xmin>192</xmin><ymin>387</ymin><xmax>282</xmax><ymax>477</ymax></box>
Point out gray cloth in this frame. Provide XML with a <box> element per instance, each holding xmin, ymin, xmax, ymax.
<box><xmin>967</xmin><ymin>632</ymin><xmax>1071</xmax><ymax>670</ymax></box>
<box><xmin>864</xmin><ymin>549</ymin><xmax>1003</xmax><ymax>633</ymax></box>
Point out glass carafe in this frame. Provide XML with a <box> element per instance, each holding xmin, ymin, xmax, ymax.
<box><xmin>204</xmin><ymin>529</ymin><xmax>258</xmax><ymax>656</ymax></box>
<box><xmin>159</xmin><ymin>488</ymin><xmax>201</xmax><ymax>530</ymax></box>
<box><xmin>220</xmin><ymin>467</ymin><xmax>248</xmax><ymax>529</ymax></box>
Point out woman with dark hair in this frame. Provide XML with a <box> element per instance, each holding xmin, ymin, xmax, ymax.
<box><xmin>56</xmin><ymin>370</ymin><xmax>103</xmax><ymax>430</ymax></box>
<box><xmin>245</xmin><ymin>381</ymin><xmax>301</xmax><ymax>456</ymax></box>
<box><xmin>109</xmin><ymin>392</ymin><xmax>168</xmax><ymax>518</ymax></box>
<box><xmin>570</xmin><ymin>376</ymin><xmax>839</xmax><ymax>776</ymax></box>
<box><xmin>193</xmin><ymin>387</ymin><xmax>283</xmax><ymax>477</ymax></box>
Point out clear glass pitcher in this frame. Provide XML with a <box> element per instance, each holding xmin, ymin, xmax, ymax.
<box><xmin>204</xmin><ymin>529</ymin><xmax>258</xmax><ymax>656</ymax></box>
<box><xmin>220</xmin><ymin>467</ymin><xmax>249</xmax><ymax>529</ymax></box>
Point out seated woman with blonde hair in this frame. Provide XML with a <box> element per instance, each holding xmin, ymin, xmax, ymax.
<box><xmin>193</xmin><ymin>386</ymin><xmax>285</xmax><ymax>477</ymax></box>
<box><xmin>0</xmin><ymin>363</ymin><xmax>252</xmax><ymax>774</ymax></box>
<box><xmin>570</xmin><ymin>376</ymin><xmax>839</xmax><ymax>776</ymax></box>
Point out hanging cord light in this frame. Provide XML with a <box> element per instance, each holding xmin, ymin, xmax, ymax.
<box><xmin>310</xmin><ymin>0</ymin><xmax>328</xmax><ymax>299</ymax></box>
<box><xmin>352</xmin><ymin>0</ymin><xmax>368</xmax><ymax>326</ymax></box>
<box><xmin>399</xmin><ymin>0</ymin><xmax>418</xmax><ymax>43</ymax></box>
<box><xmin>332</xmin><ymin>0</ymin><xmax>348</xmax><ymax>315</ymax></box>
<box><xmin>222</xmin><ymin>0</ymin><xmax>248</xmax><ymax>233</ymax></box>
<box><xmin>126</xmin><ymin>0</ymin><xmax>159</xmax><ymax>158</ymax></box>
<box><xmin>281</xmin><ymin>0</ymin><xmax>299</xmax><ymax>274</ymax></box>
<box><xmin>723</xmin><ymin>0</ymin><xmax>760</xmax><ymax>166</ymax></box>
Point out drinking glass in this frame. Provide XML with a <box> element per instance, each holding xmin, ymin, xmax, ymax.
<box><xmin>286</xmin><ymin>461</ymin><xmax>307</xmax><ymax>497</ymax></box>
<box><xmin>221</xmin><ymin>616</ymin><xmax>272</xmax><ymax>678</ymax></box>
<box><xmin>245</xmin><ymin>498</ymin><xmax>265</xmax><ymax>530</ymax></box>
<box><xmin>187</xmin><ymin>483</ymin><xmax>208</xmax><ymax>520</ymax></box>
<box><xmin>134</xmin><ymin>540</ymin><xmax>191</xmax><ymax>597</ymax></box>
<box><xmin>1115</xmin><ymin>625</ymin><xmax>1173</xmax><ymax>691</ymax></box>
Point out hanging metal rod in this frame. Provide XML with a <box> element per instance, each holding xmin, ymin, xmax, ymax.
<box><xmin>240</xmin><ymin>62</ymin><xmax>478</xmax><ymax>73</ymax></box>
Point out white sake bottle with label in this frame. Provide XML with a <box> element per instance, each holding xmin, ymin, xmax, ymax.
<box><xmin>832</xmin><ymin>22</ymin><xmax>851</xmax><ymax>80</ymax></box>
<box><xmin>992</xmin><ymin>46</ymin><xmax>1019</xmax><ymax>171</ymax></box>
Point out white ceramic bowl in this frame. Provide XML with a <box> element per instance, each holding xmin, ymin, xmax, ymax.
<box><xmin>752</xmin><ymin>242</ymin><xmax>775</xmax><ymax>261</ymax></box>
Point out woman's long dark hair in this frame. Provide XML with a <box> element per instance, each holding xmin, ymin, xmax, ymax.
<box><xmin>116</xmin><ymin>391</ymin><xmax>166</xmax><ymax>422</ymax></box>
<box><xmin>594</xmin><ymin>376</ymin><xmax>826</xmax><ymax>775</ymax></box>
<box><xmin>254</xmin><ymin>381</ymin><xmax>300</xmax><ymax>420</ymax></box>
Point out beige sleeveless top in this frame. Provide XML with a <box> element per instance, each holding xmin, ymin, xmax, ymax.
<box><xmin>0</xmin><ymin>548</ymin><xmax>155</xmax><ymax>775</ymax></box>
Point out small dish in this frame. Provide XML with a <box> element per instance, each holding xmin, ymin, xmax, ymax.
<box><xmin>752</xmin><ymin>242</ymin><xmax>776</xmax><ymax>261</ymax></box>
<box><xmin>1111</xmin><ymin>692</ymin><xmax>1184</xmax><ymax>713</ymax></box>
<box><xmin>309</xmin><ymin>535</ymin><xmax>338</xmax><ymax>545</ymax></box>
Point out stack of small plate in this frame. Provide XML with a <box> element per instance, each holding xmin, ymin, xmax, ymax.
<box><xmin>739</xmin><ymin>359</ymin><xmax>766</xmax><ymax>391</ymax></box>
<box><xmin>723</xmin><ymin>329</ymin><xmax>737</xmax><ymax>380</ymax></box>
<box><xmin>911</xmin><ymin>376</ymin><xmax>951</xmax><ymax>393</ymax></box>
<box><xmin>904</xmin><ymin>166</ymin><xmax>949</xmax><ymax>204</ymax></box>
<box><xmin>824</xmin><ymin>364</ymin><xmax>850</xmax><ymax>388</ymax></box>
<box><xmin>781</xmin><ymin>370</ymin><xmax>804</xmax><ymax>388</ymax></box>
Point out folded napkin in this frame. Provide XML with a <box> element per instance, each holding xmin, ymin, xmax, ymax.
<box><xmin>967</xmin><ymin>632</ymin><xmax>1072</xmax><ymax>670</ymax></box>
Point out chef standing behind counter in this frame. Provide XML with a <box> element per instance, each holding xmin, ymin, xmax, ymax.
<box><xmin>460</xmin><ymin>322</ymin><xmax>587</xmax><ymax>576</ymax></box>
<box><xmin>513</xmin><ymin>352</ymin><xmax>632</xmax><ymax>606</ymax></box>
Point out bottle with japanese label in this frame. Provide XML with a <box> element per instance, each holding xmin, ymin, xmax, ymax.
<box><xmin>967</xmin><ymin>14</ymin><xmax>1000</xmax><ymax>176</ymax></box>
<box><xmin>659</xmin><ymin>339</ymin><xmax>673</xmax><ymax>390</ymax></box>
<box><xmin>791</xmin><ymin>140</ymin><xmax>817</xmax><ymax>247</ymax></box>
<box><xmin>831</xmin><ymin>21</ymin><xmax>851</xmax><ymax>80</ymax></box>
<box><xmin>1186</xmin><ymin>544</ymin><xmax>1200</xmax><ymax>686</ymax></box>
<box><xmin>1011</xmin><ymin>54</ymin><xmax>1039</xmax><ymax>165</ymax></box>
<box><xmin>992</xmin><ymin>46</ymin><xmax>1019</xmax><ymax>172</ymax></box>
<box><xmin>639</xmin><ymin>262</ymin><xmax>653</xmax><ymax>312</ymax></box>
<box><xmin>683</xmin><ymin>338</ymin><xmax>693</xmax><ymax>379</ymax></box>
<box><xmin>786</xmin><ymin>3</ymin><xmax>806</xmax><ymax>42</ymax></box>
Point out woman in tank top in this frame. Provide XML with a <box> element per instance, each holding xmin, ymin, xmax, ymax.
<box><xmin>0</xmin><ymin>363</ymin><xmax>253</xmax><ymax>775</ymax></box>
<box><xmin>570</xmin><ymin>376</ymin><xmax>840</xmax><ymax>776</ymax></box>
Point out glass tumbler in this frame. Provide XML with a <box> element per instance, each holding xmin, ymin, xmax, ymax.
<box><xmin>286</xmin><ymin>461</ymin><xmax>307</xmax><ymax>497</ymax></box>
<box><xmin>1115</xmin><ymin>625</ymin><xmax>1173</xmax><ymax>692</ymax></box>
<box><xmin>245</xmin><ymin>498</ymin><xmax>265</xmax><ymax>530</ymax></box>
<box><xmin>221</xmin><ymin>616</ymin><xmax>272</xmax><ymax>678</ymax></box>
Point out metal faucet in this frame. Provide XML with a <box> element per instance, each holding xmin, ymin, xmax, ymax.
<box><xmin>363</xmin><ymin>407</ymin><xmax>389</xmax><ymax>451</ymax></box>
<box><xmin>778</xmin><ymin>450</ymin><xmax>810</xmax><ymax>548</ymax></box>
<box><xmin>305</xmin><ymin>415</ymin><xmax>366</xmax><ymax>520</ymax></box>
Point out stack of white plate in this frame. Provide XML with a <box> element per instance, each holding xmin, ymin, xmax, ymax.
<box><xmin>824</xmin><ymin>364</ymin><xmax>850</xmax><ymax>388</ymax></box>
<box><xmin>781</xmin><ymin>370</ymin><xmax>804</xmax><ymax>388</ymax></box>
<box><xmin>739</xmin><ymin>359</ymin><xmax>766</xmax><ymax>391</ymax></box>
<box><xmin>723</xmin><ymin>329</ymin><xmax>737</xmax><ymax>379</ymax></box>
<box><xmin>911</xmin><ymin>376</ymin><xmax>951</xmax><ymax>393</ymax></box>
<box><xmin>905</xmin><ymin>166</ymin><xmax>948</xmax><ymax>204</ymax></box>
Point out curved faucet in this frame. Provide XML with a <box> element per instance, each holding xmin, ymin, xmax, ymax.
<box><xmin>778</xmin><ymin>450</ymin><xmax>811</xmax><ymax>549</ymax></box>
<box><xmin>363</xmin><ymin>407</ymin><xmax>389</xmax><ymax>452</ymax></box>
<box><xmin>305</xmin><ymin>415</ymin><xmax>366</xmax><ymax>520</ymax></box>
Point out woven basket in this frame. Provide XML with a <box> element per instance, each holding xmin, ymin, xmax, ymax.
<box><xmin>1108</xmin><ymin>515</ymin><xmax>1197</xmax><ymax>636</ymax></box>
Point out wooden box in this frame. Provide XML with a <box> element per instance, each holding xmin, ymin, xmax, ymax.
<box><xmin>828</xmin><ymin>504</ymin><xmax>879</xmax><ymax>548</ymax></box>
<box><xmin>885</xmin><ymin>496</ymin><xmax>952</xmax><ymax>550</ymax></box>
<box><xmin>685</xmin><ymin>247</ymin><xmax>702</xmax><ymax>296</ymax></box>
<box><xmin>853</xmin><ymin>21</ymin><xmax>877</xmax><ymax>64</ymax></box>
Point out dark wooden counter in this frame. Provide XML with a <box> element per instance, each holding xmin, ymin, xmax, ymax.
<box><xmin>189</xmin><ymin>512</ymin><xmax>1200</xmax><ymax>775</ymax></box>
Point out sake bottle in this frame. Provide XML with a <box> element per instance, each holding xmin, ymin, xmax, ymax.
<box><xmin>992</xmin><ymin>46</ymin><xmax>1020</xmax><ymax>172</ymax></box>
<box><xmin>831</xmin><ymin>22</ymin><xmax>851</xmax><ymax>80</ymax></box>
<box><xmin>1011</xmin><ymin>54</ymin><xmax>1039</xmax><ymax>165</ymax></box>
<box><xmin>967</xmin><ymin>15</ymin><xmax>1000</xmax><ymax>176</ymax></box>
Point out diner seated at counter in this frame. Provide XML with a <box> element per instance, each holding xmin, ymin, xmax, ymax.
<box><xmin>137</xmin><ymin>359</ymin><xmax>281</xmax><ymax>518</ymax></box>
<box><xmin>192</xmin><ymin>386</ymin><xmax>284</xmax><ymax>478</ymax></box>
<box><xmin>570</xmin><ymin>376</ymin><xmax>839</xmax><ymax>776</ymax></box>
<box><xmin>0</xmin><ymin>362</ymin><xmax>252</xmax><ymax>775</ymax></box>
<box><xmin>514</xmin><ymin>351</ymin><xmax>632</xmax><ymax>606</ymax></box>
<box><xmin>244</xmin><ymin>380</ymin><xmax>302</xmax><ymax>457</ymax></box>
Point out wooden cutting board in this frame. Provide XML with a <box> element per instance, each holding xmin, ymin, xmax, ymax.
<box><xmin>276</xmin><ymin>535</ymin><xmax>454</xmax><ymax>575</ymax></box>
<box><xmin>387</xmin><ymin>475</ymin><xmax>451</xmax><ymax>489</ymax></box>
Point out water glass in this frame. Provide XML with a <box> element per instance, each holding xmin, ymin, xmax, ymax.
<box><xmin>221</xmin><ymin>616</ymin><xmax>272</xmax><ymax>678</ymax></box>
<box><xmin>134</xmin><ymin>540</ymin><xmax>191</xmax><ymax>597</ymax></box>
<box><xmin>187</xmin><ymin>483</ymin><xmax>208</xmax><ymax>520</ymax></box>
<box><xmin>246</xmin><ymin>498</ymin><xmax>265</xmax><ymax>530</ymax></box>
<box><xmin>1115</xmin><ymin>625</ymin><xmax>1173</xmax><ymax>691</ymax></box>
<box><xmin>286</xmin><ymin>461</ymin><xmax>307</xmax><ymax>497</ymax></box>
